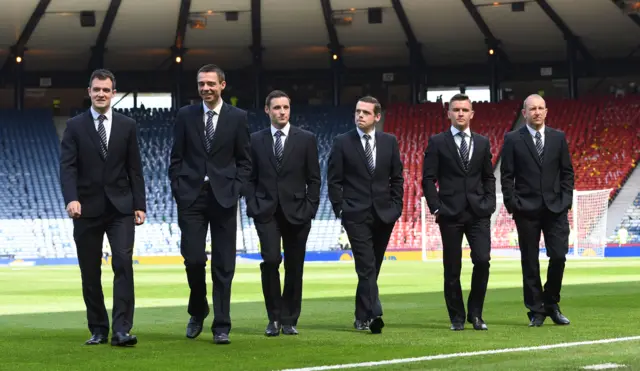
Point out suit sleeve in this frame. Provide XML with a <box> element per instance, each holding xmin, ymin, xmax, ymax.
<box><xmin>482</xmin><ymin>138</ymin><xmax>497</xmax><ymax>212</ymax></box>
<box><xmin>235</xmin><ymin>111</ymin><xmax>252</xmax><ymax>197</ymax></box>
<box><xmin>168</xmin><ymin>109</ymin><xmax>185</xmax><ymax>194</ymax></box>
<box><xmin>421</xmin><ymin>136</ymin><xmax>440</xmax><ymax>215</ymax></box>
<box><xmin>127</xmin><ymin>121</ymin><xmax>146</xmax><ymax>212</ymax></box>
<box><xmin>389</xmin><ymin>135</ymin><xmax>404</xmax><ymax>212</ymax></box>
<box><xmin>59</xmin><ymin>121</ymin><xmax>78</xmax><ymax>206</ymax></box>
<box><xmin>559</xmin><ymin>132</ymin><xmax>575</xmax><ymax>210</ymax></box>
<box><xmin>327</xmin><ymin>137</ymin><xmax>343</xmax><ymax>218</ymax></box>
<box><xmin>306</xmin><ymin>134</ymin><xmax>321</xmax><ymax>214</ymax></box>
<box><xmin>244</xmin><ymin>137</ymin><xmax>258</xmax><ymax>216</ymax></box>
<box><xmin>500</xmin><ymin>133</ymin><xmax>515</xmax><ymax>214</ymax></box>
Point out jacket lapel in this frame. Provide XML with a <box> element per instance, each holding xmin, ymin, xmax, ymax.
<box><xmin>209</xmin><ymin>102</ymin><xmax>229</xmax><ymax>155</ymax></box>
<box><xmin>350</xmin><ymin>130</ymin><xmax>371</xmax><ymax>178</ymax></box>
<box><xmin>279</xmin><ymin>126</ymin><xmax>298</xmax><ymax>170</ymax></box>
<box><xmin>541</xmin><ymin>127</ymin><xmax>552</xmax><ymax>166</ymax></box>
<box><xmin>262</xmin><ymin>129</ymin><xmax>278</xmax><ymax>171</ymax></box>
<box><xmin>468</xmin><ymin>132</ymin><xmax>482</xmax><ymax>171</ymax></box>
<box><xmin>520</xmin><ymin>125</ymin><xmax>542</xmax><ymax>167</ymax></box>
<box><xmin>444</xmin><ymin>130</ymin><xmax>465</xmax><ymax>171</ymax></box>
<box><xmin>192</xmin><ymin>104</ymin><xmax>207</xmax><ymax>153</ymax></box>
<box><xmin>83</xmin><ymin>111</ymin><xmax>106</xmax><ymax>161</ymax></box>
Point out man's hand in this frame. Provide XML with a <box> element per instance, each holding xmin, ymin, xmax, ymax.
<box><xmin>134</xmin><ymin>210</ymin><xmax>146</xmax><ymax>225</ymax></box>
<box><xmin>66</xmin><ymin>201</ymin><xmax>81</xmax><ymax>219</ymax></box>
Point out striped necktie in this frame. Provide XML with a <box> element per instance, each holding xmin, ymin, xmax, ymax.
<box><xmin>274</xmin><ymin>130</ymin><xmax>284</xmax><ymax>170</ymax></box>
<box><xmin>458</xmin><ymin>132</ymin><xmax>469</xmax><ymax>171</ymax></box>
<box><xmin>535</xmin><ymin>131</ymin><xmax>544</xmax><ymax>162</ymax></box>
<box><xmin>205</xmin><ymin>110</ymin><xmax>215</xmax><ymax>152</ymax></box>
<box><xmin>363</xmin><ymin>134</ymin><xmax>374</xmax><ymax>175</ymax></box>
<box><xmin>97</xmin><ymin>114</ymin><xmax>108</xmax><ymax>159</ymax></box>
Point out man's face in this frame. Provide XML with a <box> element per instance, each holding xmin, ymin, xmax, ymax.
<box><xmin>198</xmin><ymin>72</ymin><xmax>226</xmax><ymax>105</ymax></box>
<box><xmin>523</xmin><ymin>96</ymin><xmax>547</xmax><ymax>126</ymax></box>
<box><xmin>355</xmin><ymin>101</ymin><xmax>379</xmax><ymax>132</ymax></box>
<box><xmin>88</xmin><ymin>78</ymin><xmax>115</xmax><ymax>111</ymax></box>
<box><xmin>265</xmin><ymin>97</ymin><xmax>290</xmax><ymax>127</ymax></box>
<box><xmin>448</xmin><ymin>99</ymin><xmax>474</xmax><ymax>128</ymax></box>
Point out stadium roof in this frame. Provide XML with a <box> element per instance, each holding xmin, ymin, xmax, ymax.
<box><xmin>0</xmin><ymin>0</ymin><xmax>638</xmax><ymax>72</ymax></box>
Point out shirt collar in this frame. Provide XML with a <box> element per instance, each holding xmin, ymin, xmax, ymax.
<box><xmin>526</xmin><ymin>124</ymin><xmax>545</xmax><ymax>137</ymax></box>
<box><xmin>450</xmin><ymin>125</ymin><xmax>471</xmax><ymax>137</ymax></box>
<box><xmin>90</xmin><ymin>106</ymin><xmax>112</xmax><ymax>122</ymax></box>
<box><xmin>203</xmin><ymin>99</ymin><xmax>223</xmax><ymax>116</ymax></box>
<box><xmin>356</xmin><ymin>127</ymin><xmax>375</xmax><ymax>139</ymax></box>
<box><xmin>271</xmin><ymin>122</ymin><xmax>290</xmax><ymax>136</ymax></box>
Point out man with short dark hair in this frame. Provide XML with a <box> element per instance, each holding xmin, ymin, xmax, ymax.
<box><xmin>422</xmin><ymin>93</ymin><xmax>495</xmax><ymax>331</ymax></box>
<box><xmin>245</xmin><ymin>90</ymin><xmax>320</xmax><ymax>336</ymax></box>
<box><xmin>60</xmin><ymin>68</ymin><xmax>146</xmax><ymax>346</ymax></box>
<box><xmin>169</xmin><ymin>64</ymin><xmax>252</xmax><ymax>344</ymax></box>
<box><xmin>328</xmin><ymin>96</ymin><xmax>404</xmax><ymax>334</ymax></box>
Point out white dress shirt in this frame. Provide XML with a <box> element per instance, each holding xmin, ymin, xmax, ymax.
<box><xmin>526</xmin><ymin>124</ymin><xmax>545</xmax><ymax>146</ymax></box>
<box><xmin>203</xmin><ymin>99</ymin><xmax>223</xmax><ymax>182</ymax></box>
<box><xmin>90</xmin><ymin>106</ymin><xmax>112</xmax><ymax>147</ymax></box>
<box><xmin>270</xmin><ymin>122</ymin><xmax>290</xmax><ymax>153</ymax></box>
<box><xmin>356</xmin><ymin>127</ymin><xmax>376</xmax><ymax>168</ymax></box>
<box><xmin>450</xmin><ymin>125</ymin><xmax>473</xmax><ymax>161</ymax></box>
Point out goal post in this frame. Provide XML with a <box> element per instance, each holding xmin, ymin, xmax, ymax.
<box><xmin>420</xmin><ymin>189</ymin><xmax>611</xmax><ymax>261</ymax></box>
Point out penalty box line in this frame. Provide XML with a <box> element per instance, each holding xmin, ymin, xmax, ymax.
<box><xmin>278</xmin><ymin>335</ymin><xmax>640</xmax><ymax>371</ymax></box>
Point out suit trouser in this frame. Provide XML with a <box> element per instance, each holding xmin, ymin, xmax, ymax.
<box><xmin>438</xmin><ymin>209</ymin><xmax>491</xmax><ymax>323</ymax></box>
<box><xmin>74</xmin><ymin>198</ymin><xmax>135</xmax><ymax>335</ymax></box>
<box><xmin>254</xmin><ymin>206</ymin><xmax>311</xmax><ymax>326</ymax></box>
<box><xmin>342</xmin><ymin>209</ymin><xmax>395</xmax><ymax>322</ymax></box>
<box><xmin>178</xmin><ymin>184</ymin><xmax>237</xmax><ymax>335</ymax></box>
<box><xmin>513</xmin><ymin>208</ymin><xmax>569</xmax><ymax>317</ymax></box>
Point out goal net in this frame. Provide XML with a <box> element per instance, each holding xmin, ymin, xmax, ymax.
<box><xmin>420</xmin><ymin>189</ymin><xmax>611</xmax><ymax>260</ymax></box>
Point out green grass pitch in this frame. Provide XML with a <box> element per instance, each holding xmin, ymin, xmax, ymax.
<box><xmin>1</xmin><ymin>259</ymin><xmax>640</xmax><ymax>370</ymax></box>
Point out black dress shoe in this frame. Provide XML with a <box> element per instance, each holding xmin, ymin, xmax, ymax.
<box><xmin>111</xmin><ymin>332</ymin><xmax>137</xmax><ymax>347</ymax></box>
<box><xmin>529</xmin><ymin>313</ymin><xmax>546</xmax><ymax>327</ymax></box>
<box><xmin>353</xmin><ymin>320</ymin><xmax>369</xmax><ymax>331</ymax></box>
<box><xmin>282</xmin><ymin>325</ymin><xmax>298</xmax><ymax>335</ymax></box>
<box><xmin>213</xmin><ymin>333</ymin><xmax>230</xmax><ymax>345</ymax></box>
<box><xmin>85</xmin><ymin>333</ymin><xmax>108</xmax><ymax>345</ymax></box>
<box><xmin>265</xmin><ymin>321</ymin><xmax>281</xmax><ymax>337</ymax></box>
<box><xmin>548</xmin><ymin>309</ymin><xmax>570</xmax><ymax>325</ymax></box>
<box><xmin>369</xmin><ymin>316</ymin><xmax>384</xmax><ymax>334</ymax></box>
<box><xmin>186</xmin><ymin>308</ymin><xmax>209</xmax><ymax>339</ymax></box>
<box><xmin>468</xmin><ymin>317</ymin><xmax>488</xmax><ymax>330</ymax></box>
<box><xmin>450</xmin><ymin>322</ymin><xmax>464</xmax><ymax>331</ymax></box>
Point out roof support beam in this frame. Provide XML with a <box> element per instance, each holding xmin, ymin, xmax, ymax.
<box><xmin>320</xmin><ymin>0</ymin><xmax>342</xmax><ymax>57</ymax></box>
<box><xmin>391</xmin><ymin>0</ymin><xmax>426</xmax><ymax>104</ymax></box>
<box><xmin>460</xmin><ymin>0</ymin><xmax>509</xmax><ymax>64</ymax></box>
<box><xmin>89</xmin><ymin>0</ymin><xmax>122</xmax><ymax>70</ymax></box>
<box><xmin>535</xmin><ymin>0</ymin><xmax>593</xmax><ymax>60</ymax></box>
<box><xmin>250</xmin><ymin>0</ymin><xmax>263</xmax><ymax>108</ymax></box>
<box><xmin>0</xmin><ymin>0</ymin><xmax>51</xmax><ymax>78</ymax></box>
<box><xmin>171</xmin><ymin>0</ymin><xmax>192</xmax><ymax>60</ymax></box>
<box><xmin>391</xmin><ymin>0</ymin><xmax>426</xmax><ymax>67</ymax></box>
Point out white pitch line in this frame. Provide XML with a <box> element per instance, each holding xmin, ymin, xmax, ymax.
<box><xmin>278</xmin><ymin>336</ymin><xmax>640</xmax><ymax>371</ymax></box>
<box><xmin>582</xmin><ymin>364</ymin><xmax>627</xmax><ymax>370</ymax></box>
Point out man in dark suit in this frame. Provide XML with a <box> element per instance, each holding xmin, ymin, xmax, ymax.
<box><xmin>500</xmin><ymin>94</ymin><xmax>574</xmax><ymax>327</ymax></box>
<box><xmin>327</xmin><ymin>96</ymin><xmax>404</xmax><ymax>334</ymax></box>
<box><xmin>245</xmin><ymin>90</ymin><xmax>321</xmax><ymax>336</ymax></box>
<box><xmin>60</xmin><ymin>69</ymin><xmax>146</xmax><ymax>347</ymax></box>
<box><xmin>422</xmin><ymin>94</ymin><xmax>496</xmax><ymax>331</ymax></box>
<box><xmin>168</xmin><ymin>64</ymin><xmax>251</xmax><ymax>344</ymax></box>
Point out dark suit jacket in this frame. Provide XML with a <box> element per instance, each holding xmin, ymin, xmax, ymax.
<box><xmin>500</xmin><ymin>125</ymin><xmax>574</xmax><ymax>215</ymax></box>
<box><xmin>245</xmin><ymin>126</ymin><xmax>321</xmax><ymax>225</ymax></box>
<box><xmin>327</xmin><ymin>129</ymin><xmax>404</xmax><ymax>224</ymax></box>
<box><xmin>168</xmin><ymin>102</ymin><xmax>251</xmax><ymax>209</ymax></box>
<box><xmin>422</xmin><ymin>130</ymin><xmax>496</xmax><ymax>219</ymax></box>
<box><xmin>59</xmin><ymin>110</ymin><xmax>146</xmax><ymax>218</ymax></box>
